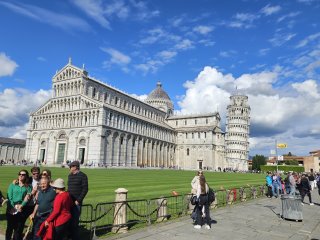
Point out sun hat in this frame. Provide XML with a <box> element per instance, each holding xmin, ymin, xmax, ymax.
<box><xmin>51</xmin><ymin>178</ymin><xmax>65</xmax><ymax>189</ymax></box>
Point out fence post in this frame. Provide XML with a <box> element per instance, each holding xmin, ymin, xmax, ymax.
<box><xmin>156</xmin><ymin>197</ymin><xmax>168</xmax><ymax>222</ymax></box>
<box><xmin>112</xmin><ymin>188</ymin><xmax>128</xmax><ymax>233</ymax></box>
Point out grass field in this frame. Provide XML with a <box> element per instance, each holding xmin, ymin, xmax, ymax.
<box><xmin>0</xmin><ymin>166</ymin><xmax>265</xmax><ymax>234</ymax></box>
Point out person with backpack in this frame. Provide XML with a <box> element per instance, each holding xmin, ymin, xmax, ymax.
<box><xmin>193</xmin><ymin>175</ymin><xmax>211</xmax><ymax>230</ymax></box>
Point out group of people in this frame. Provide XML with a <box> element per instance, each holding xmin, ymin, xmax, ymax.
<box><xmin>2</xmin><ymin>161</ymin><xmax>88</xmax><ymax>240</ymax></box>
<box><xmin>190</xmin><ymin>170</ymin><xmax>211</xmax><ymax>230</ymax></box>
<box><xmin>266</xmin><ymin>171</ymin><xmax>320</xmax><ymax>205</ymax></box>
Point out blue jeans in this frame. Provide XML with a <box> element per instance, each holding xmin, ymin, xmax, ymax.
<box><xmin>70</xmin><ymin>204</ymin><xmax>81</xmax><ymax>240</ymax></box>
<box><xmin>272</xmin><ymin>183</ymin><xmax>279</xmax><ymax>197</ymax></box>
<box><xmin>289</xmin><ymin>185</ymin><xmax>296</xmax><ymax>195</ymax></box>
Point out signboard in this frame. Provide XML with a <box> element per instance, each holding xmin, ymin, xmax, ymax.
<box><xmin>277</xmin><ymin>143</ymin><xmax>288</xmax><ymax>148</ymax></box>
<box><xmin>277</xmin><ymin>155</ymin><xmax>283</xmax><ymax>161</ymax></box>
<box><xmin>270</xmin><ymin>149</ymin><xmax>276</xmax><ymax>155</ymax></box>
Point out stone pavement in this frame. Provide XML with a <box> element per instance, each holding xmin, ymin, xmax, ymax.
<box><xmin>106</xmin><ymin>191</ymin><xmax>320</xmax><ymax>240</ymax></box>
<box><xmin>0</xmin><ymin>191</ymin><xmax>319</xmax><ymax>240</ymax></box>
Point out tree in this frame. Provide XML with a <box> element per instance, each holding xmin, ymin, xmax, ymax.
<box><xmin>284</xmin><ymin>160</ymin><xmax>299</xmax><ymax>165</ymax></box>
<box><xmin>252</xmin><ymin>154</ymin><xmax>267</xmax><ymax>171</ymax></box>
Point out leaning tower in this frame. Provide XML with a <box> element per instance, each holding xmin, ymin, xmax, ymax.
<box><xmin>225</xmin><ymin>94</ymin><xmax>250</xmax><ymax>171</ymax></box>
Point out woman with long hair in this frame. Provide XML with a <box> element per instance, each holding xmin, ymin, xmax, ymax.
<box><xmin>194</xmin><ymin>175</ymin><xmax>211</xmax><ymax>229</ymax></box>
<box><xmin>5</xmin><ymin>169</ymin><xmax>32</xmax><ymax>240</ymax></box>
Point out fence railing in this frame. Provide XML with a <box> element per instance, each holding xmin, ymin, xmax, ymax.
<box><xmin>79</xmin><ymin>185</ymin><xmax>266</xmax><ymax>239</ymax></box>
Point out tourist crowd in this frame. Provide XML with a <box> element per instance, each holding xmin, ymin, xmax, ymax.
<box><xmin>0</xmin><ymin>161</ymin><xmax>88</xmax><ymax>240</ymax></box>
<box><xmin>265</xmin><ymin>171</ymin><xmax>320</xmax><ymax>205</ymax></box>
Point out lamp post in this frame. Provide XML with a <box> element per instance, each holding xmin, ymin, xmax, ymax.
<box><xmin>275</xmin><ymin>139</ymin><xmax>278</xmax><ymax>173</ymax></box>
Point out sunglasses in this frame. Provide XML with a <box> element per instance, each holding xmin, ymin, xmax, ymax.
<box><xmin>19</xmin><ymin>173</ymin><xmax>26</xmax><ymax>176</ymax></box>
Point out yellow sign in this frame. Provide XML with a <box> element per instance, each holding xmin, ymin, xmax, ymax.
<box><xmin>277</xmin><ymin>143</ymin><xmax>288</xmax><ymax>148</ymax></box>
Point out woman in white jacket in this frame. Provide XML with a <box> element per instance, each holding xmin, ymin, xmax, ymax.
<box><xmin>191</xmin><ymin>170</ymin><xmax>203</xmax><ymax>194</ymax></box>
<box><xmin>194</xmin><ymin>175</ymin><xmax>211</xmax><ymax>229</ymax></box>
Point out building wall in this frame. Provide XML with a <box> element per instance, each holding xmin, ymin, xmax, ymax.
<box><xmin>0</xmin><ymin>144</ymin><xmax>25</xmax><ymax>163</ymax></box>
<box><xmin>25</xmin><ymin>61</ymin><xmax>250</xmax><ymax>170</ymax></box>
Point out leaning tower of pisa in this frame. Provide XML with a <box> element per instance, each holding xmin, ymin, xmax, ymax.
<box><xmin>225</xmin><ymin>93</ymin><xmax>250</xmax><ymax>171</ymax></box>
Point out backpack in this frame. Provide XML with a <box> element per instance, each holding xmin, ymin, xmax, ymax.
<box><xmin>208</xmin><ymin>187</ymin><xmax>215</xmax><ymax>203</ymax></box>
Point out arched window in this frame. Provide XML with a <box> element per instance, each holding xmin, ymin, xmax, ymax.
<box><xmin>40</xmin><ymin>140</ymin><xmax>46</xmax><ymax>147</ymax></box>
<box><xmin>79</xmin><ymin>138</ymin><xmax>86</xmax><ymax>145</ymax></box>
<box><xmin>187</xmin><ymin>148</ymin><xmax>190</xmax><ymax>156</ymax></box>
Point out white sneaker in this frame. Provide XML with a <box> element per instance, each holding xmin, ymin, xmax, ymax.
<box><xmin>204</xmin><ymin>224</ymin><xmax>211</xmax><ymax>229</ymax></box>
<box><xmin>310</xmin><ymin>203</ymin><xmax>314</xmax><ymax>205</ymax></box>
<box><xmin>194</xmin><ymin>225</ymin><xmax>201</xmax><ymax>229</ymax></box>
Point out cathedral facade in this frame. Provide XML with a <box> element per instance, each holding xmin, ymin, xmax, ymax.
<box><xmin>25</xmin><ymin>60</ymin><xmax>250</xmax><ymax>170</ymax></box>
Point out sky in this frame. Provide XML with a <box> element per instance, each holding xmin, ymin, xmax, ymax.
<box><xmin>0</xmin><ymin>0</ymin><xmax>320</xmax><ymax>158</ymax></box>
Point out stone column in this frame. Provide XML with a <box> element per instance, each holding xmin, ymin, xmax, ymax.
<box><xmin>106</xmin><ymin>132</ymin><xmax>112</xmax><ymax>166</ymax></box>
<box><xmin>126</xmin><ymin>137</ymin><xmax>132</xmax><ymax>167</ymax></box>
<box><xmin>132</xmin><ymin>138</ymin><xmax>138</xmax><ymax>167</ymax></box>
<box><xmin>112</xmin><ymin>188</ymin><xmax>128</xmax><ymax>233</ymax></box>
<box><xmin>156</xmin><ymin>197</ymin><xmax>168</xmax><ymax>222</ymax></box>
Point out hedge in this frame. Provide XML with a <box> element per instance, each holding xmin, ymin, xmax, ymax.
<box><xmin>260</xmin><ymin>165</ymin><xmax>304</xmax><ymax>173</ymax></box>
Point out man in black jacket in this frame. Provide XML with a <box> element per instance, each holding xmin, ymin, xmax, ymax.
<box><xmin>68</xmin><ymin>161</ymin><xmax>88</xmax><ymax>240</ymax></box>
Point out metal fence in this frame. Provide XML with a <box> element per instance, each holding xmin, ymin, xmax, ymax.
<box><xmin>79</xmin><ymin>185</ymin><xmax>266</xmax><ymax>239</ymax></box>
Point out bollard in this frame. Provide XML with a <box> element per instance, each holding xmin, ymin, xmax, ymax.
<box><xmin>211</xmin><ymin>195</ymin><xmax>218</xmax><ymax>209</ymax></box>
<box><xmin>227</xmin><ymin>190</ymin><xmax>234</xmax><ymax>205</ymax></box>
<box><xmin>112</xmin><ymin>188</ymin><xmax>128</xmax><ymax>233</ymax></box>
<box><xmin>252</xmin><ymin>187</ymin><xmax>257</xmax><ymax>199</ymax></box>
<box><xmin>156</xmin><ymin>197</ymin><xmax>168</xmax><ymax>222</ymax></box>
<box><xmin>240</xmin><ymin>187</ymin><xmax>247</xmax><ymax>202</ymax></box>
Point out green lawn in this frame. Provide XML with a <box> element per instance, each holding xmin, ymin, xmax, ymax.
<box><xmin>0</xmin><ymin>166</ymin><xmax>265</xmax><ymax>234</ymax></box>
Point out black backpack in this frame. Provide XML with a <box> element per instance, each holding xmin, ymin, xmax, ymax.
<box><xmin>208</xmin><ymin>187</ymin><xmax>215</xmax><ymax>203</ymax></box>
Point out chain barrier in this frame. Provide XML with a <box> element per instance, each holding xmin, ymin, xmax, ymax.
<box><xmin>79</xmin><ymin>184</ymin><xmax>265</xmax><ymax>239</ymax></box>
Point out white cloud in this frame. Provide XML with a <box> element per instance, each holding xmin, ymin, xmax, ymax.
<box><xmin>260</xmin><ymin>4</ymin><xmax>281</xmax><ymax>16</ymax></box>
<box><xmin>269</xmin><ymin>32</ymin><xmax>296</xmax><ymax>46</ymax></box>
<box><xmin>101</xmin><ymin>48</ymin><xmax>131</xmax><ymax>70</ymax></box>
<box><xmin>258</xmin><ymin>48</ymin><xmax>270</xmax><ymax>56</ymax></box>
<box><xmin>71</xmin><ymin>0</ymin><xmax>159</xmax><ymax>29</ymax></box>
<box><xmin>130</xmin><ymin>93</ymin><xmax>148</xmax><ymax>101</ymax></box>
<box><xmin>277</xmin><ymin>11</ymin><xmax>300</xmax><ymax>22</ymax></box>
<box><xmin>193</xmin><ymin>25</ymin><xmax>214</xmax><ymax>35</ymax></box>
<box><xmin>175</xmin><ymin>39</ymin><xmax>194</xmax><ymax>50</ymax></box>
<box><xmin>135</xmin><ymin>60</ymin><xmax>162</xmax><ymax>75</ymax></box>
<box><xmin>296</xmin><ymin>32</ymin><xmax>320</xmax><ymax>48</ymax></box>
<box><xmin>0</xmin><ymin>53</ymin><xmax>18</xmax><ymax>77</ymax></box>
<box><xmin>227</xmin><ymin>13</ymin><xmax>258</xmax><ymax>29</ymax></box>
<box><xmin>219</xmin><ymin>50</ymin><xmax>237</xmax><ymax>58</ymax></box>
<box><xmin>292</xmin><ymin>80</ymin><xmax>319</xmax><ymax>98</ymax></box>
<box><xmin>0</xmin><ymin>88</ymin><xmax>51</xmax><ymax>137</ymax></box>
<box><xmin>177</xmin><ymin>66</ymin><xmax>320</xmax><ymax>156</ymax></box>
<box><xmin>157</xmin><ymin>50</ymin><xmax>177</xmax><ymax>61</ymax></box>
<box><xmin>71</xmin><ymin>0</ymin><xmax>111</xmax><ymax>29</ymax></box>
<box><xmin>0</xmin><ymin>1</ymin><xmax>91</xmax><ymax>32</ymax></box>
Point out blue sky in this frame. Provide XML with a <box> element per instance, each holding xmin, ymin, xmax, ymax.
<box><xmin>0</xmin><ymin>0</ymin><xmax>320</xmax><ymax>157</ymax></box>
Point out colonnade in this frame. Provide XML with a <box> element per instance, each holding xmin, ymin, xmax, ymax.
<box><xmin>104</xmin><ymin>131</ymin><xmax>175</xmax><ymax>168</ymax></box>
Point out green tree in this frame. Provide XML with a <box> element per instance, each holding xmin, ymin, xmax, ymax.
<box><xmin>252</xmin><ymin>154</ymin><xmax>267</xmax><ymax>171</ymax></box>
<box><xmin>284</xmin><ymin>160</ymin><xmax>299</xmax><ymax>165</ymax></box>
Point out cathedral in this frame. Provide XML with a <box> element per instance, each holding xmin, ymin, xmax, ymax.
<box><xmin>25</xmin><ymin>59</ymin><xmax>250</xmax><ymax>170</ymax></box>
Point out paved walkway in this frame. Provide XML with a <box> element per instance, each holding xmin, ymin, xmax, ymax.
<box><xmin>106</xmin><ymin>191</ymin><xmax>320</xmax><ymax>240</ymax></box>
<box><xmin>1</xmin><ymin>191</ymin><xmax>320</xmax><ymax>240</ymax></box>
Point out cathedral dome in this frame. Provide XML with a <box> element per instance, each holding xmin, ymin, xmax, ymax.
<box><xmin>146</xmin><ymin>82</ymin><xmax>174</xmax><ymax>116</ymax></box>
<box><xmin>146</xmin><ymin>82</ymin><xmax>171</xmax><ymax>101</ymax></box>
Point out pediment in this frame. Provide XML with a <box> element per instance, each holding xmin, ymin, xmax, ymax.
<box><xmin>52</xmin><ymin>63</ymin><xmax>87</xmax><ymax>82</ymax></box>
<box><xmin>32</xmin><ymin>95</ymin><xmax>102</xmax><ymax>116</ymax></box>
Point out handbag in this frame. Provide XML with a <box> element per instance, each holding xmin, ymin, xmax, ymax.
<box><xmin>190</xmin><ymin>195</ymin><xmax>198</xmax><ymax>205</ymax></box>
